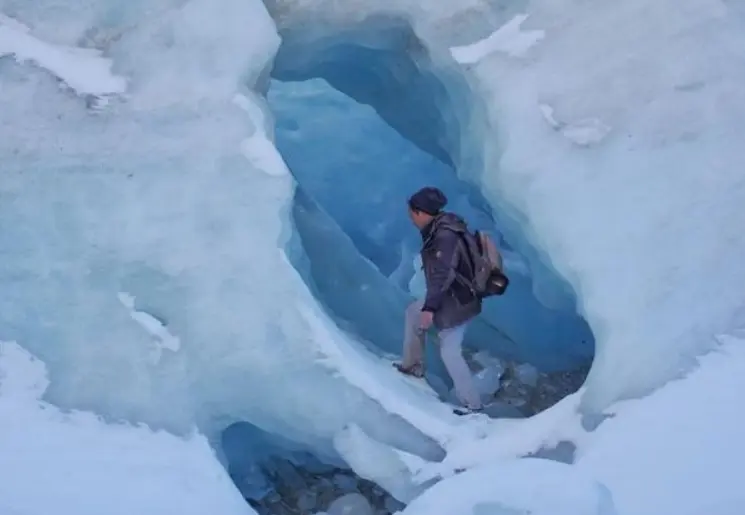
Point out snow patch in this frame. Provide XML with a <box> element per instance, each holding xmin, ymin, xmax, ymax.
<box><xmin>400</xmin><ymin>458</ymin><xmax>617</xmax><ymax>515</ymax></box>
<box><xmin>0</xmin><ymin>13</ymin><xmax>127</xmax><ymax>97</ymax></box>
<box><xmin>241</xmin><ymin>134</ymin><xmax>290</xmax><ymax>176</ymax></box>
<box><xmin>0</xmin><ymin>339</ymin><xmax>49</xmax><ymax>401</ymax></box>
<box><xmin>417</xmin><ymin>390</ymin><xmax>585</xmax><ymax>482</ymax></box>
<box><xmin>0</xmin><ymin>341</ymin><xmax>254</xmax><ymax>515</ymax></box>
<box><xmin>450</xmin><ymin>14</ymin><xmax>545</xmax><ymax>64</ymax></box>
<box><xmin>539</xmin><ymin>103</ymin><xmax>612</xmax><ymax>146</ymax></box>
<box><xmin>117</xmin><ymin>292</ymin><xmax>181</xmax><ymax>363</ymax></box>
<box><xmin>233</xmin><ymin>93</ymin><xmax>290</xmax><ymax>176</ymax></box>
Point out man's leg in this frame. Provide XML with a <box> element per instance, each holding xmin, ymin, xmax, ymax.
<box><xmin>398</xmin><ymin>300</ymin><xmax>425</xmax><ymax>376</ymax></box>
<box><xmin>439</xmin><ymin>324</ymin><xmax>482</xmax><ymax>409</ymax></box>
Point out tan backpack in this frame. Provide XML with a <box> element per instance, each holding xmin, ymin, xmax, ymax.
<box><xmin>462</xmin><ymin>230</ymin><xmax>509</xmax><ymax>297</ymax></box>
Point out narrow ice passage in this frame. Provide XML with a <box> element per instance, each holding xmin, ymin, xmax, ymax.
<box><xmin>269</xmin><ymin>27</ymin><xmax>596</xmax><ymax>375</ymax></box>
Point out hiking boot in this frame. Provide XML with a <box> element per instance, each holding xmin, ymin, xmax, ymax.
<box><xmin>393</xmin><ymin>362</ymin><xmax>424</xmax><ymax>378</ymax></box>
<box><xmin>453</xmin><ymin>404</ymin><xmax>484</xmax><ymax>416</ymax></box>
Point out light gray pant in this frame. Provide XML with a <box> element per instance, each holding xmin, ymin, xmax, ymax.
<box><xmin>402</xmin><ymin>300</ymin><xmax>482</xmax><ymax>409</ymax></box>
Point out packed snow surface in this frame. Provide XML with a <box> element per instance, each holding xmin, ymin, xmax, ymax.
<box><xmin>0</xmin><ymin>341</ymin><xmax>256</xmax><ymax>515</ymax></box>
<box><xmin>400</xmin><ymin>457</ymin><xmax>616</xmax><ymax>515</ymax></box>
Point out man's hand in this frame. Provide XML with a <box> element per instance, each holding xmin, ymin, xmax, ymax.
<box><xmin>419</xmin><ymin>310</ymin><xmax>434</xmax><ymax>332</ymax></box>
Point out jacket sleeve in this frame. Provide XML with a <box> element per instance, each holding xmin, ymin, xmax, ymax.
<box><xmin>422</xmin><ymin>229</ymin><xmax>461</xmax><ymax>313</ymax></box>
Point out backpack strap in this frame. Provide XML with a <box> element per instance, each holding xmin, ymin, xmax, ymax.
<box><xmin>452</xmin><ymin>230</ymin><xmax>482</xmax><ymax>296</ymax></box>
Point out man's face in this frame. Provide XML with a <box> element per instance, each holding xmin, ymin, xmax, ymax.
<box><xmin>408</xmin><ymin>206</ymin><xmax>426</xmax><ymax>228</ymax></box>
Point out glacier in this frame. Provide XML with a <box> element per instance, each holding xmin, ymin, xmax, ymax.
<box><xmin>2</xmin><ymin>0</ymin><xmax>745</xmax><ymax>514</ymax></box>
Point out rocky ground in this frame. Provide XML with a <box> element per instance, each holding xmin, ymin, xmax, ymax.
<box><xmin>241</xmin><ymin>349</ymin><xmax>590</xmax><ymax>515</ymax></box>
<box><xmin>462</xmin><ymin>346</ymin><xmax>591</xmax><ymax>416</ymax></box>
<box><xmin>248</xmin><ymin>461</ymin><xmax>404</xmax><ymax>515</ymax></box>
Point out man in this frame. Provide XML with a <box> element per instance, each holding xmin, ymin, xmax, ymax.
<box><xmin>394</xmin><ymin>186</ymin><xmax>483</xmax><ymax>413</ymax></box>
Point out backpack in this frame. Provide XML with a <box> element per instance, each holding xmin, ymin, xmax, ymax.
<box><xmin>459</xmin><ymin>230</ymin><xmax>510</xmax><ymax>298</ymax></box>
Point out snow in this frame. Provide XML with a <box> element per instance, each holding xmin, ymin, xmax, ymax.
<box><xmin>538</xmin><ymin>103</ymin><xmax>612</xmax><ymax>147</ymax></box>
<box><xmin>414</xmin><ymin>390</ymin><xmax>586</xmax><ymax>483</ymax></box>
<box><xmin>0</xmin><ymin>341</ymin><xmax>255</xmax><ymax>515</ymax></box>
<box><xmin>401</xmin><ymin>458</ymin><xmax>616</xmax><ymax>515</ymax></box>
<box><xmin>0</xmin><ymin>13</ymin><xmax>126</xmax><ymax>97</ymax></box>
<box><xmin>300</xmin><ymin>301</ymin><xmax>494</xmax><ymax>447</ymax></box>
<box><xmin>575</xmin><ymin>333</ymin><xmax>745</xmax><ymax>515</ymax></box>
<box><xmin>240</xmin><ymin>130</ymin><xmax>291</xmax><ymax>176</ymax></box>
<box><xmin>450</xmin><ymin>14</ymin><xmax>546</xmax><ymax>63</ymax></box>
<box><xmin>233</xmin><ymin>92</ymin><xmax>291</xmax><ymax>176</ymax></box>
<box><xmin>117</xmin><ymin>292</ymin><xmax>181</xmax><ymax>362</ymax></box>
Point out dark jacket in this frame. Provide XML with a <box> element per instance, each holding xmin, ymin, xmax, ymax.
<box><xmin>419</xmin><ymin>212</ymin><xmax>482</xmax><ymax>330</ymax></box>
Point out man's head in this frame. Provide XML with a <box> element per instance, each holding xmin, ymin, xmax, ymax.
<box><xmin>407</xmin><ymin>187</ymin><xmax>448</xmax><ymax>229</ymax></box>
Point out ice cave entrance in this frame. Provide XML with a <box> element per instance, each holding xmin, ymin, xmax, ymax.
<box><xmin>220</xmin><ymin>18</ymin><xmax>599</xmax><ymax>514</ymax></box>
<box><xmin>266</xmin><ymin>19</ymin><xmax>596</xmax><ymax>398</ymax></box>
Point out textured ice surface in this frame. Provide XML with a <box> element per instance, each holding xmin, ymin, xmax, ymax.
<box><xmin>0</xmin><ymin>342</ymin><xmax>255</xmax><ymax>515</ymax></box>
<box><xmin>0</xmin><ymin>0</ymin><xmax>442</xmax><ymax>463</ymax></box>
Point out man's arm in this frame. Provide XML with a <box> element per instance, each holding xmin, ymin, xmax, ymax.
<box><xmin>422</xmin><ymin>229</ymin><xmax>460</xmax><ymax>313</ymax></box>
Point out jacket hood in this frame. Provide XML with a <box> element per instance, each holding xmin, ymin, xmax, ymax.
<box><xmin>436</xmin><ymin>212</ymin><xmax>468</xmax><ymax>231</ymax></box>
<box><xmin>421</xmin><ymin>211</ymin><xmax>468</xmax><ymax>240</ymax></box>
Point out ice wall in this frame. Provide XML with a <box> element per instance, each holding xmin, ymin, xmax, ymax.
<box><xmin>462</xmin><ymin>2</ymin><xmax>745</xmax><ymax>409</ymax></box>
<box><xmin>269</xmin><ymin>77</ymin><xmax>466</xmax><ymax>277</ymax></box>
<box><xmin>0</xmin><ymin>0</ymin><xmax>444</xmax><ymax>463</ymax></box>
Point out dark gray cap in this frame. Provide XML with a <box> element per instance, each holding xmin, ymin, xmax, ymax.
<box><xmin>408</xmin><ymin>187</ymin><xmax>448</xmax><ymax>215</ymax></box>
